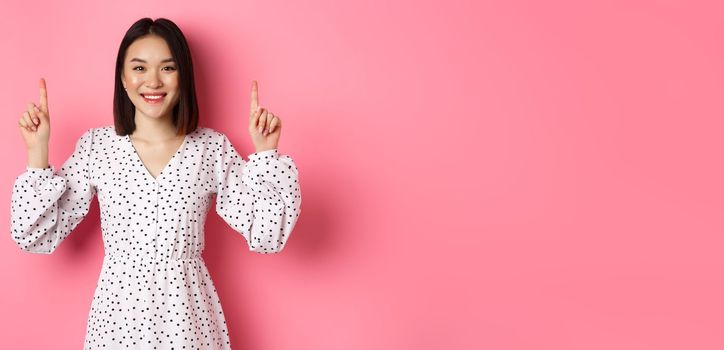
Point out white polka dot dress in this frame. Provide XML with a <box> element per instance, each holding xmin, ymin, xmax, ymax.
<box><xmin>10</xmin><ymin>126</ymin><xmax>302</xmax><ymax>349</ymax></box>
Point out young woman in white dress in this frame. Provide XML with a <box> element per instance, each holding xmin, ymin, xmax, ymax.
<box><xmin>13</xmin><ymin>17</ymin><xmax>301</xmax><ymax>349</ymax></box>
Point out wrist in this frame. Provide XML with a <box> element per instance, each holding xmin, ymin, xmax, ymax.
<box><xmin>27</xmin><ymin>159</ymin><xmax>49</xmax><ymax>169</ymax></box>
<box><xmin>27</xmin><ymin>146</ymin><xmax>49</xmax><ymax>169</ymax></box>
<box><xmin>248</xmin><ymin>148</ymin><xmax>278</xmax><ymax>161</ymax></box>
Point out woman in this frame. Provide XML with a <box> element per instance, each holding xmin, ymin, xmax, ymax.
<box><xmin>11</xmin><ymin>17</ymin><xmax>301</xmax><ymax>349</ymax></box>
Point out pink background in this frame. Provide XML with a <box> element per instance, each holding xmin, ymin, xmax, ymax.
<box><xmin>1</xmin><ymin>0</ymin><xmax>723</xmax><ymax>349</ymax></box>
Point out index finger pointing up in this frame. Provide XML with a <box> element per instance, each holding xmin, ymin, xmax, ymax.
<box><xmin>39</xmin><ymin>77</ymin><xmax>49</xmax><ymax>113</ymax></box>
<box><xmin>250</xmin><ymin>80</ymin><xmax>259</xmax><ymax>114</ymax></box>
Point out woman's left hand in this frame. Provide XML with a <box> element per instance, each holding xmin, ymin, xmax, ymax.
<box><xmin>248</xmin><ymin>80</ymin><xmax>281</xmax><ymax>153</ymax></box>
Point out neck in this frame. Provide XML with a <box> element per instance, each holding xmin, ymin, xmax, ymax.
<box><xmin>131</xmin><ymin>110</ymin><xmax>179</xmax><ymax>141</ymax></box>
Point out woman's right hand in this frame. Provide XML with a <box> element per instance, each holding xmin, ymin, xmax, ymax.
<box><xmin>19</xmin><ymin>78</ymin><xmax>51</xmax><ymax>151</ymax></box>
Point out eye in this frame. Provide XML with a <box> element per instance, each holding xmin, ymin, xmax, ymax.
<box><xmin>163</xmin><ymin>66</ymin><xmax>177</xmax><ymax>71</ymax></box>
<box><xmin>133</xmin><ymin>66</ymin><xmax>144</xmax><ymax>71</ymax></box>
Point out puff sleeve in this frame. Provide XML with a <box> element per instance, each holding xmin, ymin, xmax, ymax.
<box><xmin>10</xmin><ymin>128</ymin><xmax>96</xmax><ymax>254</ymax></box>
<box><xmin>213</xmin><ymin>134</ymin><xmax>301</xmax><ymax>254</ymax></box>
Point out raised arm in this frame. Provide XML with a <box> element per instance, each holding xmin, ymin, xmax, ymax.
<box><xmin>11</xmin><ymin>79</ymin><xmax>96</xmax><ymax>253</ymax></box>
<box><xmin>214</xmin><ymin>133</ymin><xmax>301</xmax><ymax>254</ymax></box>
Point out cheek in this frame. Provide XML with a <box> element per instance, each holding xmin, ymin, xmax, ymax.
<box><xmin>164</xmin><ymin>75</ymin><xmax>179</xmax><ymax>87</ymax></box>
<box><xmin>127</xmin><ymin>76</ymin><xmax>143</xmax><ymax>87</ymax></box>
<box><xmin>166</xmin><ymin>79</ymin><xmax>181</xmax><ymax>98</ymax></box>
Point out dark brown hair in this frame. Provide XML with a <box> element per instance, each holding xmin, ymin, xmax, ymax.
<box><xmin>113</xmin><ymin>17</ymin><xmax>198</xmax><ymax>136</ymax></box>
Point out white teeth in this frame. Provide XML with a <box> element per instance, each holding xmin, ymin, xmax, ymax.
<box><xmin>144</xmin><ymin>95</ymin><xmax>164</xmax><ymax>100</ymax></box>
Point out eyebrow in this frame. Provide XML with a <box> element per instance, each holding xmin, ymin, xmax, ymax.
<box><xmin>129</xmin><ymin>57</ymin><xmax>176</xmax><ymax>63</ymax></box>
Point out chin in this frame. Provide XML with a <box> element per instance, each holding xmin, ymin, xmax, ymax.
<box><xmin>137</xmin><ymin>109</ymin><xmax>168</xmax><ymax>119</ymax></box>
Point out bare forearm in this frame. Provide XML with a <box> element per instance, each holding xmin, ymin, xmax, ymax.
<box><xmin>27</xmin><ymin>144</ymin><xmax>49</xmax><ymax>168</ymax></box>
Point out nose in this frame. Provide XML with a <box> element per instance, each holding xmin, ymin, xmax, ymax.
<box><xmin>145</xmin><ymin>71</ymin><xmax>163</xmax><ymax>88</ymax></box>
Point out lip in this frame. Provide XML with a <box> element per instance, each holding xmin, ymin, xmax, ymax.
<box><xmin>141</xmin><ymin>93</ymin><xmax>166</xmax><ymax>104</ymax></box>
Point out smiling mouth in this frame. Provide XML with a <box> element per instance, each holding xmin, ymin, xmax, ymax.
<box><xmin>141</xmin><ymin>94</ymin><xmax>166</xmax><ymax>104</ymax></box>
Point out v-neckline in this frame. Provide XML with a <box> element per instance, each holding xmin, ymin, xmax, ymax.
<box><xmin>126</xmin><ymin>132</ymin><xmax>189</xmax><ymax>184</ymax></box>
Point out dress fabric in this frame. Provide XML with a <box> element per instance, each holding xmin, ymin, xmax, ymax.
<box><xmin>10</xmin><ymin>126</ymin><xmax>302</xmax><ymax>349</ymax></box>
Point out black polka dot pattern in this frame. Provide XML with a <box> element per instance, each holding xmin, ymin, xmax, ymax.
<box><xmin>10</xmin><ymin>126</ymin><xmax>302</xmax><ymax>349</ymax></box>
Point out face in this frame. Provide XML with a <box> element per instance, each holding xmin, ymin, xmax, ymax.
<box><xmin>121</xmin><ymin>35</ymin><xmax>181</xmax><ymax>121</ymax></box>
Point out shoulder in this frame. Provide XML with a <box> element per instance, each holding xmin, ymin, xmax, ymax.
<box><xmin>88</xmin><ymin>125</ymin><xmax>119</xmax><ymax>140</ymax></box>
<box><xmin>195</xmin><ymin>127</ymin><xmax>236</xmax><ymax>148</ymax></box>
<box><xmin>196</xmin><ymin>126</ymin><xmax>227</xmax><ymax>141</ymax></box>
<box><xmin>76</xmin><ymin>125</ymin><xmax>121</xmax><ymax>148</ymax></box>
<box><xmin>71</xmin><ymin>125</ymin><xmax>105</xmax><ymax>146</ymax></box>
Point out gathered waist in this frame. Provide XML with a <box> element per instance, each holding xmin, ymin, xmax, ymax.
<box><xmin>104</xmin><ymin>253</ymin><xmax>203</xmax><ymax>262</ymax></box>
